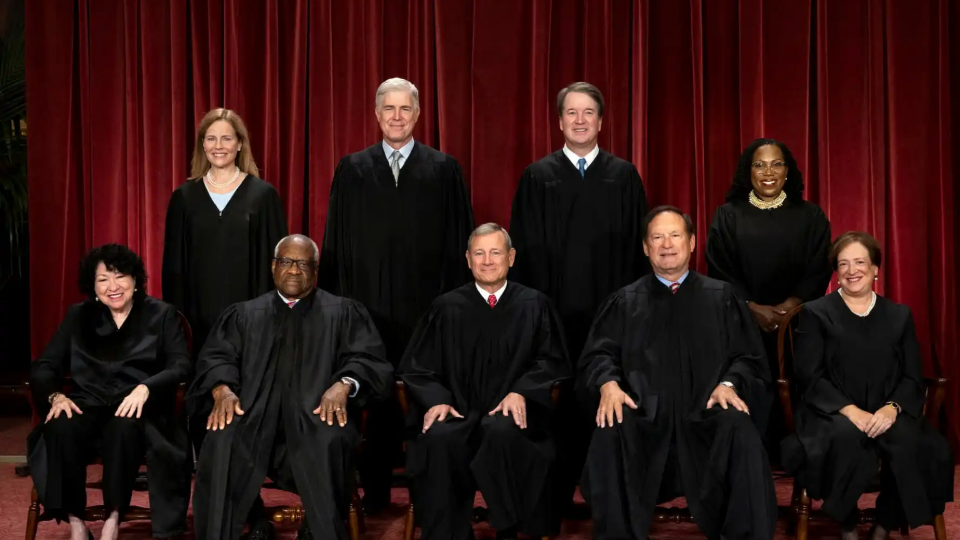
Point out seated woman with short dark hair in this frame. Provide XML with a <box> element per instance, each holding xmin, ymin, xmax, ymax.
<box><xmin>782</xmin><ymin>232</ymin><xmax>954</xmax><ymax>540</ymax></box>
<box><xmin>28</xmin><ymin>244</ymin><xmax>193</xmax><ymax>540</ymax></box>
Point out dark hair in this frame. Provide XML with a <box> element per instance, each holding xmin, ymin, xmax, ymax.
<box><xmin>829</xmin><ymin>231</ymin><xmax>882</xmax><ymax>270</ymax></box>
<box><xmin>725</xmin><ymin>138</ymin><xmax>804</xmax><ymax>202</ymax></box>
<box><xmin>643</xmin><ymin>205</ymin><xmax>695</xmax><ymax>238</ymax></box>
<box><xmin>78</xmin><ymin>244</ymin><xmax>148</xmax><ymax>301</ymax></box>
<box><xmin>556</xmin><ymin>82</ymin><xmax>605</xmax><ymax>118</ymax></box>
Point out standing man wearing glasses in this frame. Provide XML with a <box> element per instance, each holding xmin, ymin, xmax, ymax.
<box><xmin>319</xmin><ymin>77</ymin><xmax>475</xmax><ymax>511</ymax></box>
<box><xmin>190</xmin><ymin>234</ymin><xmax>395</xmax><ymax>540</ymax></box>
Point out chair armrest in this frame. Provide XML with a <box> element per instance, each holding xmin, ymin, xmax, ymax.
<box><xmin>396</xmin><ymin>379</ymin><xmax>409</xmax><ymax>416</ymax></box>
<box><xmin>923</xmin><ymin>377</ymin><xmax>948</xmax><ymax>428</ymax></box>
<box><xmin>777</xmin><ymin>378</ymin><xmax>795</xmax><ymax>434</ymax></box>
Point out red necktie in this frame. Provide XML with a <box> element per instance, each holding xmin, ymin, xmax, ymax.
<box><xmin>488</xmin><ymin>294</ymin><xmax>497</xmax><ymax>308</ymax></box>
<box><xmin>287</xmin><ymin>301</ymin><xmax>296</xmax><ymax>308</ymax></box>
<box><xmin>670</xmin><ymin>282</ymin><xmax>680</xmax><ymax>294</ymax></box>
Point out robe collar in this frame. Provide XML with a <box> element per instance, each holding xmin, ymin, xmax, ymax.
<box><xmin>92</xmin><ymin>297</ymin><xmax>142</xmax><ymax>336</ymax></box>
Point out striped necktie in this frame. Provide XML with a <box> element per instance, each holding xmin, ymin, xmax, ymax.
<box><xmin>670</xmin><ymin>282</ymin><xmax>680</xmax><ymax>294</ymax></box>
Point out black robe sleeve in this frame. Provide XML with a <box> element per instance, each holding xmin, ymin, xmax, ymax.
<box><xmin>162</xmin><ymin>188</ymin><xmax>187</xmax><ymax>310</ymax></box>
<box><xmin>719</xmin><ymin>288</ymin><xmax>770</xmax><ymax>399</ymax></box>
<box><xmin>793</xmin><ymin>208</ymin><xmax>832</xmax><ymax>302</ymax></box>
<box><xmin>576</xmin><ymin>292</ymin><xmax>626</xmax><ymax>406</ymax></box>
<box><xmin>141</xmin><ymin>305</ymin><xmax>193</xmax><ymax>395</ymax></box>
<box><xmin>318</xmin><ymin>161</ymin><xmax>346</xmax><ymax>296</ymax></box>
<box><xmin>508</xmin><ymin>168</ymin><xmax>550</xmax><ymax>292</ymax></box>
<box><xmin>440</xmin><ymin>162</ymin><xmax>475</xmax><ymax>293</ymax></box>
<box><xmin>256</xmin><ymin>186</ymin><xmax>289</xmax><ymax>296</ymax></box>
<box><xmin>794</xmin><ymin>310</ymin><xmax>853</xmax><ymax>414</ymax></box>
<box><xmin>333</xmin><ymin>301</ymin><xmax>395</xmax><ymax>407</ymax></box>
<box><xmin>510</xmin><ymin>299</ymin><xmax>571</xmax><ymax>410</ymax></box>
<box><xmin>29</xmin><ymin>306</ymin><xmax>79</xmax><ymax>412</ymax></box>
<box><xmin>888</xmin><ymin>310</ymin><xmax>925</xmax><ymax>418</ymax></box>
<box><xmin>187</xmin><ymin>305</ymin><xmax>244</xmax><ymax>415</ymax></box>
<box><xmin>399</xmin><ymin>305</ymin><xmax>455</xmax><ymax>411</ymax></box>
<box><xmin>705</xmin><ymin>206</ymin><xmax>753</xmax><ymax>303</ymax></box>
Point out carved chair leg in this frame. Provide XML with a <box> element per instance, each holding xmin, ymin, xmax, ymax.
<box><xmin>25</xmin><ymin>486</ymin><xmax>40</xmax><ymax>540</ymax></box>
<box><xmin>795</xmin><ymin>488</ymin><xmax>811</xmax><ymax>540</ymax></box>
<box><xmin>403</xmin><ymin>503</ymin><xmax>416</xmax><ymax>540</ymax></box>
<box><xmin>347</xmin><ymin>503</ymin><xmax>360</xmax><ymax>540</ymax></box>
<box><xmin>933</xmin><ymin>514</ymin><xmax>947</xmax><ymax>540</ymax></box>
<box><xmin>351</xmin><ymin>486</ymin><xmax>366</xmax><ymax>534</ymax></box>
<box><xmin>787</xmin><ymin>480</ymin><xmax>801</xmax><ymax>534</ymax></box>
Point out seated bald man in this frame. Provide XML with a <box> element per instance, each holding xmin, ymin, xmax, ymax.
<box><xmin>190</xmin><ymin>234</ymin><xmax>395</xmax><ymax>540</ymax></box>
<box><xmin>579</xmin><ymin>206</ymin><xmax>777</xmax><ymax>540</ymax></box>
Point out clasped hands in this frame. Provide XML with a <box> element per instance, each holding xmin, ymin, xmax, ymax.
<box><xmin>840</xmin><ymin>403</ymin><xmax>897</xmax><ymax>438</ymax></box>
<box><xmin>207</xmin><ymin>380</ymin><xmax>353</xmax><ymax>431</ymax></box>
<box><xmin>45</xmin><ymin>384</ymin><xmax>151</xmax><ymax>423</ymax></box>
<box><xmin>595</xmin><ymin>381</ymin><xmax>749</xmax><ymax>428</ymax></box>
<box><xmin>421</xmin><ymin>392</ymin><xmax>527</xmax><ymax>433</ymax></box>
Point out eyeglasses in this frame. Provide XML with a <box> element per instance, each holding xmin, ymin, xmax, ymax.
<box><xmin>274</xmin><ymin>257</ymin><xmax>316</xmax><ymax>271</ymax></box>
<box><xmin>752</xmin><ymin>161</ymin><xmax>786</xmax><ymax>172</ymax></box>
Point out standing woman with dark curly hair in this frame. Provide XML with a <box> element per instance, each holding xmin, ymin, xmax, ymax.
<box><xmin>28</xmin><ymin>244</ymin><xmax>193</xmax><ymax>540</ymax></box>
<box><xmin>706</xmin><ymin>138</ymin><xmax>832</xmax><ymax>460</ymax></box>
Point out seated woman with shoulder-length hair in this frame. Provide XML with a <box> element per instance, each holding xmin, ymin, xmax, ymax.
<box><xmin>782</xmin><ymin>231</ymin><xmax>954</xmax><ymax>540</ymax></box>
<box><xmin>28</xmin><ymin>244</ymin><xmax>193</xmax><ymax>540</ymax></box>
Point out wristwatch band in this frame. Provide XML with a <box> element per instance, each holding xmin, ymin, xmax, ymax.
<box><xmin>48</xmin><ymin>392</ymin><xmax>62</xmax><ymax>404</ymax></box>
<box><xmin>885</xmin><ymin>401</ymin><xmax>902</xmax><ymax>414</ymax></box>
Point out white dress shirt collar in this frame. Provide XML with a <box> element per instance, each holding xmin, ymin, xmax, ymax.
<box><xmin>476</xmin><ymin>281</ymin><xmax>508</xmax><ymax>303</ymax></box>
<box><xmin>562</xmin><ymin>144</ymin><xmax>600</xmax><ymax>170</ymax></box>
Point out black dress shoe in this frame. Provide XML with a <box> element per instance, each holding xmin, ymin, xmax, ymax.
<box><xmin>296</xmin><ymin>523</ymin><xmax>315</xmax><ymax>540</ymax></box>
<box><xmin>495</xmin><ymin>527</ymin><xmax>518</xmax><ymax>540</ymax></box>
<box><xmin>245</xmin><ymin>520</ymin><xmax>276</xmax><ymax>540</ymax></box>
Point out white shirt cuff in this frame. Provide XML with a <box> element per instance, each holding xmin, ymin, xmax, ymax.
<box><xmin>343</xmin><ymin>377</ymin><xmax>360</xmax><ymax>398</ymax></box>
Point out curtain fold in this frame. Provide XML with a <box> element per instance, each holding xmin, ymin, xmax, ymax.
<box><xmin>25</xmin><ymin>0</ymin><xmax>960</xmax><ymax>449</ymax></box>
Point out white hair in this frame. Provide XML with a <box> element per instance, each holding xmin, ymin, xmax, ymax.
<box><xmin>274</xmin><ymin>234</ymin><xmax>319</xmax><ymax>263</ymax></box>
<box><xmin>467</xmin><ymin>223</ymin><xmax>513</xmax><ymax>251</ymax></box>
<box><xmin>375</xmin><ymin>77</ymin><xmax>420</xmax><ymax>111</ymax></box>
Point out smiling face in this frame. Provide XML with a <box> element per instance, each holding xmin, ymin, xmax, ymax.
<box><xmin>643</xmin><ymin>211</ymin><xmax>696</xmax><ymax>279</ymax></box>
<box><xmin>558</xmin><ymin>91</ymin><xmax>602</xmax><ymax>152</ymax></box>
<box><xmin>203</xmin><ymin>120</ymin><xmax>242</xmax><ymax>171</ymax></box>
<box><xmin>377</xmin><ymin>90</ymin><xmax>419</xmax><ymax>148</ymax></box>
<box><xmin>750</xmin><ymin>144</ymin><xmax>788</xmax><ymax>201</ymax></box>
<box><xmin>466</xmin><ymin>231</ymin><xmax>515</xmax><ymax>289</ymax></box>
<box><xmin>94</xmin><ymin>262</ymin><xmax>136</xmax><ymax>312</ymax></box>
<box><xmin>271</xmin><ymin>238</ymin><xmax>317</xmax><ymax>299</ymax></box>
<box><xmin>836</xmin><ymin>241</ymin><xmax>878</xmax><ymax>296</ymax></box>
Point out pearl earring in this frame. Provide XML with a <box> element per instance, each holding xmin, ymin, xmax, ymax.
<box><xmin>874</xmin><ymin>276</ymin><xmax>878</xmax><ymax>281</ymax></box>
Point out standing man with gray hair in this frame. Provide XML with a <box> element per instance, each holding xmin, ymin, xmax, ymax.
<box><xmin>319</xmin><ymin>77</ymin><xmax>475</xmax><ymax>512</ymax></box>
<box><xmin>399</xmin><ymin>223</ymin><xmax>570</xmax><ymax>540</ymax></box>
<box><xmin>509</xmin><ymin>82</ymin><xmax>649</xmax><ymax>513</ymax></box>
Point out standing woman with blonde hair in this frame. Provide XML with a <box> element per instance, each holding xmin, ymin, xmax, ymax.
<box><xmin>162</xmin><ymin>108</ymin><xmax>287</xmax><ymax>453</ymax></box>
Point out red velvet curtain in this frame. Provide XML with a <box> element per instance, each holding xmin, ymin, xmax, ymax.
<box><xmin>25</xmin><ymin>0</ymin><xmax>960</xmax><ymax>448</ymax></box>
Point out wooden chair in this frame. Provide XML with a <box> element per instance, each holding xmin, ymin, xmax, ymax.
<box><xmin>775</xmin><ymin>304</ymin><xmax>948</xmax><ymax>540</ymax></box>
<box><xmin>24</xmin><ymin>311</ymin><xmax>194</xmax><ymax>540</ymax></box>
<box><xmin>262</xmin><ymin>411</ymin><xmax>367</xmax><ymax>540</ymax></box>
<box><xmin>396</xmin><ymin>379</ymin><xmax>557</xmax><ymax>540</ymax></box>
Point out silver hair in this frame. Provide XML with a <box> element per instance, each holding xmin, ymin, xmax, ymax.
<box><xmin>467</xmin><ymin>223</ymin><xmax>513</xmax><ymax>251</ymax></box>
<box><xmin>375</xmin><ymin>77</ymin><xmax>420</xmax><ymax>111</ymax></box>
<box><xmin>274</xmin><ymin>234</ymin><xmax>320</xmax><ymax>263</ymax></box>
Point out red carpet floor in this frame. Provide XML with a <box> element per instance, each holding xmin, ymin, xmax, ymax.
<box><xmin>0</xmin><ymin>463</ymin><xmax>957</xmax><ymax>540</ymax></box>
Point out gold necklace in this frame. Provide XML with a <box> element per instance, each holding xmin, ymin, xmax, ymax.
<box><xmin>748</xmin><ymin>190</ymin><xmax>787</xmax><ymax>210</ymax></box>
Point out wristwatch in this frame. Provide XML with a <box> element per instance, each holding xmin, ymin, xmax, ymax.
<box><xmin>47</xmin><ymin>392</ymin><xmax>63</xmax><ymax>404</ymax></box>
<box><xmin>718</xmin><ymin>381</ymin><xmax>736</xmax><ymax>391</ymax></box>
<box><xmin>885</xmin><ymin>401</ymin><xmax>902</xmax><ymax>414</ymax></box>
<box><xmin>340</xmin><ymin>377</ymin><xmax>356</xmax><ymax>391</ymax></box>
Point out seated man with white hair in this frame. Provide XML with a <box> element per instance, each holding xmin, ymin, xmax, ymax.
<box><xmin>190</xmin><ymin>234</ymin><xmax>395</xmax><ymax>540</ymax></box>
<box><xmin>400</xmin><ymin>223</ymin><xmax>571</xmax><ymax>540</ymax></box>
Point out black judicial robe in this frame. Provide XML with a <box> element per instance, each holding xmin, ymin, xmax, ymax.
<box><xmin>706</xmin><ymin>198</ymin><xmax>831</xmax><ymax>309</ymax></box>
<box><xmin>578</xmin><ymin>272</ymin><xmax>777</xmax><ymax>540</ymax></box>
<box><xmin>319</xmin><ymin>142</ymin><xmax>475</xmax><ymax>362</ymax></box>
<box><xmin>782</xmin><ymin>293</ymin><xmax>954</xmax><ymax>527</ymax></box>
<box><xmin>509</xmin><ymin>149</ymin><xmax>647</xmax><ymax>357</ymax></box>
<box><xmin>189</xmin><ymin>290</ymin><xmax>394</xmax><ymax>540</ymax></box>
<box><xmin>162</xmin><ymin>176</ymin><xmax>288</xmax><ymax>356</ymax></box>
<box><xmin>400</xmin><ymin>282</ymin><xmax>571</xmax><ymax>537</ymax></box>
<box><xmin>28</xmin><ymin>297</ymin><xmax>193</xmax><ymax>537</ymax></box>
